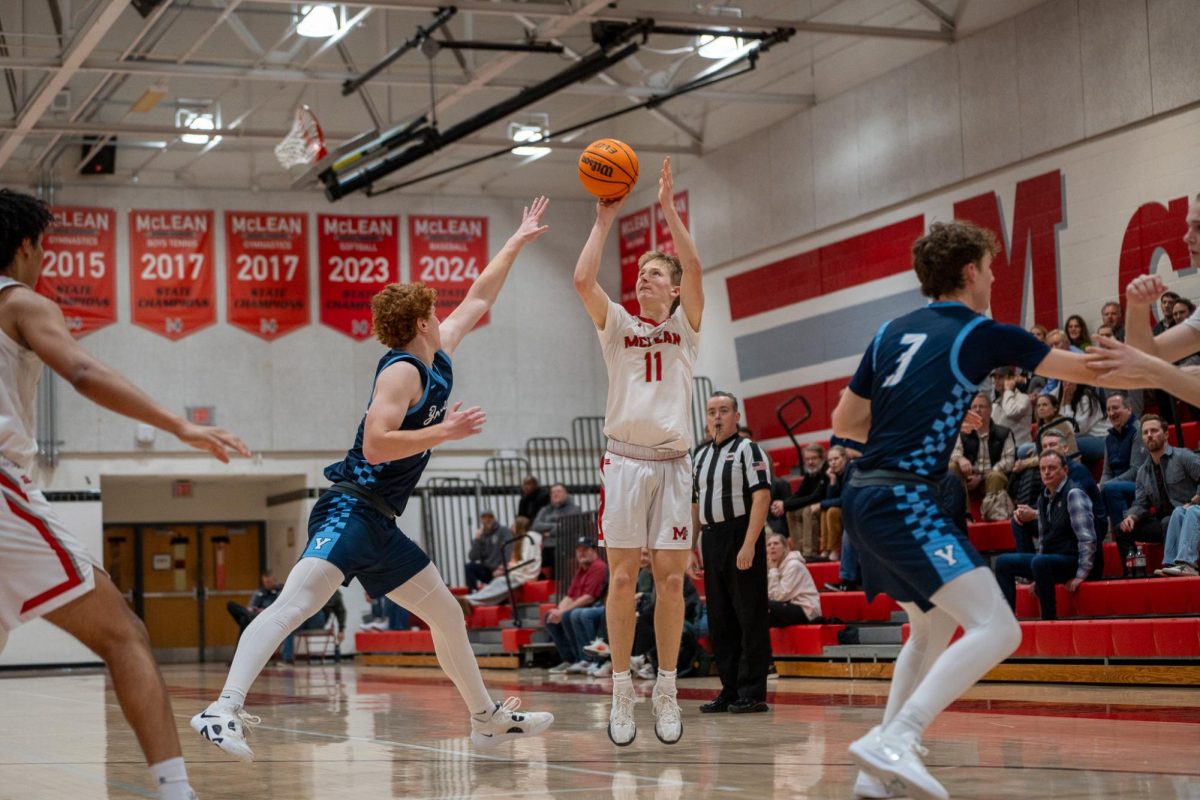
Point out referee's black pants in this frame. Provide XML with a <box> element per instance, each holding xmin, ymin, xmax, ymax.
<box><xmin>701</xmin><ymin>516</ymin><xmax>771</xmax><ymax>702</ymax></box>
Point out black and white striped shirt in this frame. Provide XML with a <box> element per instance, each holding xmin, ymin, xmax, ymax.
<box><xmin>692</xmin><ymin>434</ymin><xmax>772</xmax><ymax>526</ymax></box>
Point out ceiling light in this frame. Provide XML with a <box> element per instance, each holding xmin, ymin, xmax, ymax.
<box><xmin>508</xmin><ymin>119</ymin><xmax>550</xmax><ymax>159</ymax></box>
<box><xmin>177</xmin><ymin>110</ymin><xmax>221</xmax><ymax>145</ymax></box>
<box><xmin>131</xmin><ymin>81</ymin><xmax>168</xmax><ymax>113</ymax></box>
<box><xmin>696</xmin><ymin>32</ymin><xmax>745</xmax><ymax>59</ymax></box>
<box><xmin>297</xmin><ymin>5</ymin><xmax>339</xmax><ymax>38</ymax></box>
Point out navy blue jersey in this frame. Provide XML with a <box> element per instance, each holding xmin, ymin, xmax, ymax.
<box><xmin>848</xmin><ymin>301</ymin><xmax>1050</xmax><ymax>479</ymax></box>
<box><xmin>324</xmin><ymin>349</ymin><xmax>452</xmax><ymax>514</ymax></box>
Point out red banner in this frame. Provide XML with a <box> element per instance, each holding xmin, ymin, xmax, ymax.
<box><xmin>653</xmin><ymin>191</ymin><xmax>690</xmax><ymax>256</ymax></box>
<box><xmin>37</xmin><ymin>206</ymin><xmax>116</xmax><ymax>338</ymax></box>
<box><xmin>618</xmin><ymin>208</ymin><xmax>652</xmax><ymax>314</ymax></box>
<box><xmin>317</xmin><ymin>214</ymin><xmax>399</xmax><ymax>340</ymax></box>
<box><xmin>129</xmin><ymin>209</ymin><xmax>216</xmax><ymax>340</ymax></box>
<box><xmin>408</xmin><ymin>215</ymin><xmax>489</xmax><ymax>326</ymax></box>
<box><xmin>224</xmin><ymin>211</ymin><xmax>309</xmax><ymax>341</ymax></box>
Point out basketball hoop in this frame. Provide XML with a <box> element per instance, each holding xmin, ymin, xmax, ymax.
<box><xmin>275</xmin><ymin>105</ymin><xmax>327</xmax><ymax>170</ymax></box>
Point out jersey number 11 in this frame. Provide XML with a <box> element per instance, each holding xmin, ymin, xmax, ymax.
<box><xmin>644</xmin><ymin>351</ymin><xmax>663</xmax><ymax>382</ymax></box>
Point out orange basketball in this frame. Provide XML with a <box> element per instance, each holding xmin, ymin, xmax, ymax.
<box><xmin>578</xmin><ymin>138</ymin><xmax>639</xmax><ymax>199</ymax></box>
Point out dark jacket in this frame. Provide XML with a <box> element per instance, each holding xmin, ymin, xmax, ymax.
<box><xmin>468</xmin><ymin>522</ymin><xmax>511</xmax><ymax>570</ymax></box>
<box><xmin>518</xmin><ymin>487</ymin><xmax>550</xmax><ymax>521</ymax></box>
<box><xmin>783</xmin><ymin>466</ymin><xmax>830</xmax><ymax>511</ymax></box>
<box><xmin>960</xmin><ymin>422</ymin><xmax>1015</xmax><ymax>468</ymax></box>
<box><xmin>1101</xmin><ymin>418</ymin><xmax>1146</xmax><ymax>483</ymax></box>
<box><xmin>820</xmin><ymin>470</ymin><xmax>846</xmax><ymax>510</ymax></box>
<box><xmin>1037</xmin><ymin>478</ymin><xmax>1100</xmax><ymax>580</ymax></box>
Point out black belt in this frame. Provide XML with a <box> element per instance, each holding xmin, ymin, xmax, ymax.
<box><xmin>849</xmin><ymin>468</ymin><xmax>938</xmax><ymax>490</ymax></box>
<box><xmin>327</xmin><ymin>480</ymin><xmax>397</xmax><ymax>519</ymax></box>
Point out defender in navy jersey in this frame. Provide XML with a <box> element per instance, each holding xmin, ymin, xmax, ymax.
<box><xmin>195</xmin><ymin>197</ymin><xmax>555</xmax><ymax>762</ymax></box>
<box><xmin>832</xmin><ymin>222</ymin><xmax>1142</xmax><ymax>800</ymax></box>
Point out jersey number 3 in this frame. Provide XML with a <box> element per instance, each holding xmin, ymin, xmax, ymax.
<box><xmin>881</xmin><ymin>333</ymin><xmax>927</xmax><ymax>388</ymax></box>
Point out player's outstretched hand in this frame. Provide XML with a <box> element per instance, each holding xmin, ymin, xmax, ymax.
<box><xmin>658</xmin><ymin>157</ymin><xmax>675</xmax><ymax>212</ymax></box>
<box><xmin>1085</xmin><ymin>335</ymin><xmax>1161</xmax><ymax>388</ymax></box>
<box><xmin>177</xmin><ymin>423</ymin><xmax>252</xmax><ymax>464</ymax></box>
<box><xmin>595</xmin><ymin>192</ymin><xmax>628</xmax><ymax>224</ymax></box>
<box><xmin>513</xmin><ymin>196</ymin><xmax>550</xmax><ymax>244</ymax></box>
<box><xmin>1125</xmin><ymin>274</ymin><xmax>1166</xmax><ymax>306</ymax></box>
<box><xmin>440</xmin><ymin>401</ymin><xmax>486</xmax><ymax>441</ymax></box>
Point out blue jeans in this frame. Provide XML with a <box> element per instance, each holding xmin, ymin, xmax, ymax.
<box><xmin>839</xmin><ymin>533</ymin><xmax>861</xmax><ymax>584</ymax></box>
<box><xmin>545</xmin><ymin>606</ymin><xmax>597</xmax><ymax>663</ymax></box>
<box><xmin>1011</xmin><ymin>519</ymin><xmax>1039</xmax><ymax>554</ymax></box>
<box><xmin>994</xmin><ymin>553</ymin><xmax>1078</xmax><ymax>620</ymax></box>
<box><xmin>1101</xmin><ymin>481</ymin><xmax>1137</xmax><ymax>531</ymax></box>
<box><xmin>282</xmin><ymin>610</ymin><xmax>327</xmax><ymax>660</ymax></box>
<box><xmin>1164</xmin><ymin>506</ymin><xmax>1200</xmax><ymax>567</ymax></box>
<box><xmin>568</xmin><ymin>606</ymin><xmax>606</xmax><ymax>657</ymax></box>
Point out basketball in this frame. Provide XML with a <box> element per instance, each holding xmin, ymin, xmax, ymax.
<box><xmin>577</xmin><ymin>138</ymin><xmax>639</xmax><ymax>199</ymax></box>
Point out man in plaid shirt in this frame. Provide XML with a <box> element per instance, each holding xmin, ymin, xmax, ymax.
<box><xmin>994</xmin><ymin>449</ymin><xmax>1099</xmax><ymax>619</ymax></box>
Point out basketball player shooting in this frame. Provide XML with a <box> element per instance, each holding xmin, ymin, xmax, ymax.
<box><xmin>573</xmin><ymin>158</ymin><xmax>702</xmax><ymax>747</ymax></box>
<box><xmin>831</xmin><ymin>221</ymin><xmax>1145</xmax><ymax>800</ymax></box>
<box><xmin>192</xmin><ymin>197</ymin><xmax>555</xmax><ymax>761</ymax></box>
<box><xmin>0</xmin><ymin>189</ymin><xmax>250</xmax><ymax>800</ymax></box>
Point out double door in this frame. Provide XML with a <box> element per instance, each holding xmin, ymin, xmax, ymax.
<box><xmin>103</xmin><ymin>522</ymin><xmax>264</xmax><ymax>662</ymax></box>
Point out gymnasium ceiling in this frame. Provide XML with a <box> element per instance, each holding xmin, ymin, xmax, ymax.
<box><xmin>0</xmin><ymin>0</ymin><xmax>1045</xmax><ymax>201</ymax></box>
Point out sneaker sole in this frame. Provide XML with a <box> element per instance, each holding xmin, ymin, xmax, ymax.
<box><xmin>653</xmin><ymin>723</ymin><xmax>682</xmax><ymax>745</ymax></box>
<box><xmin>607</xmin><ymin>723</ymin><xmax>636</xmax><ymax>747</ymax></box>
<box><xmin>848</xmin><ymin>741</ymin><xmax>946</xmax><ymax>800</ymax></box>
<box><xmin>189</xmin><ymin>713</ymin><xmax>254</xmax><ymax>762</ymax></box>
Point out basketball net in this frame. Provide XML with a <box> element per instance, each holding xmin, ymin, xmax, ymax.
<box><xmin>275</xmin><ymin>104</ymin><xmax>327</xmax><ymax>170</ymax></box>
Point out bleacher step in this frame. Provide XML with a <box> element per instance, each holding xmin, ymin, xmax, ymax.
<box><xmin>821</xmin><ymin>644</ymin><xmax>903</xmax><ymax>659</ymax></box>
<box><xmin>890</xmin><ymin>611</ymin><xmax>908</xmax><ymax>623</ymax></box>
<box><xmin>856</xmin><ymin>627</ymin><xmax>904</xmax><ymax>645</ymax></box>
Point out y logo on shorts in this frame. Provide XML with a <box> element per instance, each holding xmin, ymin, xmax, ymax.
<box><xmin>933</xmin><ymin>544</ymin><xmax>957</xmax><ymax>566</ymax></box>
<box><xmin>312</xmin><ymin>537</ymin><xmax>333</xmax><ymax>551</ymax></box>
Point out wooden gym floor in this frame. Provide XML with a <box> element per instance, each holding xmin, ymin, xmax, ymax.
<box><xmin>1</xmin><ymin>663</ymin><xmax>1198</xmax><ymax>799</ymax></box>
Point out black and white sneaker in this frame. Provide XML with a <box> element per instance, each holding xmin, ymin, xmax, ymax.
<box><xmin>470</xmin><ymin>697</ymin><xmax>554</xmax><ymax>747</ymax></box>
<box><xmin>190</xmin><ymin>701</ymin><xmax>259</xmax><ymax>762</ymax></box>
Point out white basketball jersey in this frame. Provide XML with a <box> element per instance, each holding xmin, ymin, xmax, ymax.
<box><xmin>598</xmin><ymin>300</ymin><xmax>699</xmax><ymax>452</ymax></box>
<box><xmin>0</xmin><ymin>277</ymin><xmax>42</xmax><ymax>472</ymax></box>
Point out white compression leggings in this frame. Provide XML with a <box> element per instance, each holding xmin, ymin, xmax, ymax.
<box><xmin>221</xmin><ymin>559</ymin><xmax>493</xmax><ymax>715</ymax></box>
<box><xmin>881</xmin><ymin>567</ymin><xmax>1023</xmax><ymax>737</ymax></box>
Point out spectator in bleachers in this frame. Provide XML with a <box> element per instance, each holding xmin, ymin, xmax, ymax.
<box><xmin>1100</xmin><ymin>301</ymin><xmax>1124</xmax><ymax>340</ymax></box>
<box><xmin>463</xmin><ymin>510</ymin><xmax>511</xmax><ymax>591</ymax></box>
<box><xmin>1034</xmin><ymin>393</ymin><xmax>1079</xmax><ymax>455</ymax></box>
<box><xmin>1100</xmin><ymin>391</ymin><xmax>1146</xmax><ymax>539</ymax></box>
<box><xmin>635</xmin><ymin>551</ymin><xmax>701</xmax><ymax>682</ymax></box>
<box><xmin>1059</xmin><ymin>382</ymin><xmax>1109</xmax><ymax>466</ymax></box>
<box><xmin>545</xmin><ymin>536</ymin><xmax>607</xmax><ymax>674</ymax></box>
<box><xmin>765</xmin><ymin>532</ymin><xmax>822</xmax><ymax>626</ymax></box>
<box><xmin>1158</xmin><ymin>504</ymin><xmax>1200</xmax><ymax>577</ymax></box>
<box><xmin>462</xmin><ymin>518</ymin><xmax>542</xmax><ymax>607</ymax></box>
<box><xmin>782</xmin><ymin>443</ymin><xmax>829</xmax><ymax>559</ymax></box>
<box><xmin>1065</xmin><ymin>314</ymin><xmax>1093</xmax><ymax>349</ymax></box>
<box><xmin>992</xmin><ymin>368</ymin><xmax>1034</xmax><ymax>450</ymax></box>
<box><xmin>1011</xmin><ymin>430</ymin><xmax>1107</xmax><ymax>555</ymax></box>
<box><xmin>1153</xmin><ymin>290</ymin><xmax>1181</xmax><ymax>335</ymax></box>
<box><xmin>950</xmin><ymin>392</ymin><xmax>1016</xmax><ymax>520</ymax></box>
<box><xmin>530</xmin><ymin>483</ymin><xmax>581</xmax><ymax>540</ymax></box>
<box><xmin>1029</xmin><ymin>323</ymin><xmax>1048</xmax><ymax>342</ymax></box>
<box><xmin>1040</xmin><ymin>329</ymin><xmax>1082</xmax><ymax>396</ymax></box>
<box><xmin>1119</xmin><ymin>415</ymin><xmax>1200</xmax><ymax>572</ymax></box>
<box><xmin>1095</xmin><ymin>324</ymin><xmax>1114</xmax><ymax>339</ymax></box>
<box><xmin>227</xmin><ymin>571</ymin><xmax>281</xmax><ymax>637</ymax></box>
<box><xmin>1171</xmin><ymin>297</ymin><xmax>1197</xmax><ymax>329</ymax></box>
<box><xmin>518</xmin><ymin>476</ymin><xmax>551</xmax><ymax>522</ymax></box>
<box><xmin>994</xmin><ymin>451</ymin><xmax>1099</xmax><ymax>620</ymax></box>
<box><xmin>818</xmin><ymin>446</ymin><xmax>849</xmax><ymax>561</ymax></box>
<box><xmin>767</xmin><ymin>473</ymin><xmax>792</xmax><ymax>536</ymax></box>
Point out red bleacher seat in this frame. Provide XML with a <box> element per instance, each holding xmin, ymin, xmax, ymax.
<box><xmin>449</xmin><ymin>586</ymin><xmax>470</xmax><ymax>596</ymax></box>
<box><xmin>1011</xmin><ymin>621</ymin><xmax>1038</xmax><ymax>656</ymax></box>
<box><xmin>1072</xmin><ymin>620</ymin><xmax>1113</xmax><ymax>657</ymax></box>
<box><xmin>769</xmin><ymin>447</ymin><xmax>799</xmax><ymax>475</ymax></box>
<box><xmin>769</xmin><ymin>624</ymin><xmax>844</xmax><ymax>655</ymax></box>
<box><xmin>1110</xmin><ymin>619</ymin><xmax>1156</xmax><ymax>657</ymax></box>
<box><xmin>967</xmin><ymin>521</ymin><xmax>1014</xmax><ymax>552</ymax></box>
<box><xmin>862</xmin><ymin>593</ymin><xmax>899</xmax><ymax>621</ymax></box>
<box><xmin>1033</xmin><ymin>621</ymin><xmax>1074</xmax><ymax>656</ymax></box>
<box><xmin>501</xmin><ymin>627</ymin><xmax>536</xmax><ymax>653</ymax></box>
<box><xmin>538</xmin><ymin>602</ymin><xmax>556</xmax><ymax>620</ymax></box>
<box><xmin>807</xmin><ymin>561</ymin><xmax>840</xmax><ymax>587</ymax></box>
<box><xmin>1154</xmin><ymin>618</ymin><xmax>1200</xmax><ymax>657</ymax></box>
<box><xmin>820</xmin><ymin>591</ymin><xmax>866</xmax><ymax>621</ymax></box>
<box><xmin>468</xmin><ymin>605</ymin><xmax>512</xmax><ymax>628</ymax></box>
<box><xmin>1167</xmin><ymin>421</ymin><xmax>1200</xmax><ymax>449</ymax></box>
<box><xmin>1101</xmin><ymin>541</ymin><xmax>1165</xmax><ymax>577</ymax></box>
<box><xmin>515</xmin><ymin>580</ymin><xmax>554</xmax><ymax>603</ymax></box>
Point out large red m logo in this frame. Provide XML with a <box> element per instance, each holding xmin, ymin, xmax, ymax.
<box><xmin>672</xmin><ymin>526</ymin><xmax>689</xmax><ymax>541</ymax></box>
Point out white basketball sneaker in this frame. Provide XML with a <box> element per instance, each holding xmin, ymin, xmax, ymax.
<box><xmin>854</xmin><ymin>769</ymin><xmax>903</xmax><ymax>798</ymax></box>
<box><xmin>608</xmin><ymin>683</ymin><xmax>638</xmax><ymax>746</ymax></box>
<box><xmin>849</xmin><ymin>726</ymin><xmax>947</xmax><ymax>800</ymax></box>
<box><xmin>651</xmin><ymin>685</ymin><xmax>683</xmax><ymax>745</ymax></box>
<box><xmin>190</xmin><ymin>701</ymin><xmax>259</xmax><ymax>762</ymax></box>
<box><xmin>470</xmin><ymin>697</ymin><xmax>554</xmax><ymax>747</ymax></box>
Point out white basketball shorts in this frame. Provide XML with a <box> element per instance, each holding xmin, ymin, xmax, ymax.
<box><xmin>598</xmin><ymin>445</ymin><xmax>694</xmax><ymax>550</ymax></box>
<box><xmin>0</xmin><ymin>459</ymin><xmax>99</xmax><ymax>637</ymax></box>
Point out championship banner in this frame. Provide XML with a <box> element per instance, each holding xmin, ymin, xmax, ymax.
<box><xmin>224</xmin><ymin>211</ymin><xmax>309</xmax><ymax>341</ymax></box>
<box><xmin>653</xmin><ymin>191</ymin><xmax>690</xmax><ymax>256</ymax></box>
<box><xmin>317</xmin><ymin>214</ymin><xmax>399</xmax><ymax>340</ymax></box>
<box><xmin>618</xmin><ymin>207</ymin><xmax>652</xmax><ymax>314</ymax></box>
<box><xmin>408</xmin><ymin>215</ymin><xmax>489</xmax><ymax>326</ymax></box>
<box><xmin>129</xmin><ymin>209</ymin><xmax>216</xmax><ymax>340</ymax></box>
<box><xmin>37</xmin><ymin>206</ymin><xmax>116</xmax><ymax>338</ymax></box>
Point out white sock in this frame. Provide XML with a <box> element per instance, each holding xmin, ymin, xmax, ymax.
<box><xmin>389</xmin><ymin>564</ymin><xmax>494</xmax><ymax>716</ymax></box>
<box><xmin>150</xmin><ymin>757</ymin><xmax>192</xmax><ymax>800</ymax></box>
<box><xmin>655</xmin><ymin>668</ymin><xmax>677</xmax><ymax>695</ymax></box>
<box><xmin>217</xmin><ymin>688</ymin><xmax>245</xmax><ymax>710</ymax></box>
<box><xmin>220</xmin><ymin>558</ymin><xmax>343</xmax><ymax>707</ymax></box>
<box><xmin>883</xmin><ymin>568</ymin><xmax>1021</xmax><ymax>742</ymax></box>
<box><xmin>612</xmin><ymin>670</ymin><xmax>633</xmax><ymax>694</ymax></box>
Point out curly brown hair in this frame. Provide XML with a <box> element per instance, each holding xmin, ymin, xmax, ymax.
<box><xmin>371</xmin><ymin>282</ymin><xmax>437</xmax><ymax>349</ymax></box>
<box><xmin>911</xmin><ymin>221</ymin><xmax>999</xmax><ymax>299</ymax></box>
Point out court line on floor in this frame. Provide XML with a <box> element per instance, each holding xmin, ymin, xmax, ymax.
<box><xmin>0</xmin><ymin>743</ymin><xmax>157</xmax><ymax>799</ymax></box>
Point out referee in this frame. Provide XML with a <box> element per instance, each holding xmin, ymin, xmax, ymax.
<box><xmin>692</xmin><ymin>391</ymin><xmax>773</xmax><ymax>714</ymax></box>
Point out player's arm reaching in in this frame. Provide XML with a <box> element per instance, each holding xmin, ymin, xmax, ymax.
<box><xmin>361</xmin><ymin>361</ymin><xmax>484</xmax><ymax>465</ymax></box>
<box><xmin>658</xmin><ymin>157</ymin><xmax>703</xmax><ymax>330</ymax></box>
<box><xmin>439</xmin><ymin>196</ymin><xmax>549</xmax><ymax>355</ymax></box>
<box><xmin>832</xmin><ymin>390</ymin><xmax>872</xmax><ymax>445</ymax></box>
<box><xmin>573</xmin><ymin>193</ymin><xmax>627</xmax><ymax>329</ymax></box>
<box><xmin>1123</xmin><ymin>274</ymin><xmax>1200</xmax><ymax>361</ymax></box>
<box><xmin>11</xmin><ymin>288</ymin><xmax>249</xmax><ymax>462</ymax></box>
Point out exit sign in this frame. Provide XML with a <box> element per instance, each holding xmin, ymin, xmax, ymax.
<box><xmin>186</xmin><ymin>406</ymin><xmax>214</xmax><ymax>425</ymax></box>
<box><xmin>172</xmin><ymin>480</ymin><xmax>193</xmax><ymax>498</ymax></box>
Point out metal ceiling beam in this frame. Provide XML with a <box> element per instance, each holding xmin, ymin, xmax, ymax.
<box><xmin>910</xmin><ymin>0</ymin><xmax>956</xmax><ymax>31</ymax></box>
<box><xmin>0</xmin><ymin>0</ymin><xmax>128</xmax><ymax>169</ymax></box>
<box><xmin>177</xmin><ymin>0</ymin><xmax>245</xmax><ymax>64</ymax></box>
<box><xmin>243</xmin><ymin>0</ymin><xmax>954</xmax><ymax>42</ymax></box>
<box><xmin>0</xmin><ymin>56</ymin><xmax>810</xmax><ymax>104</ymax></box>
